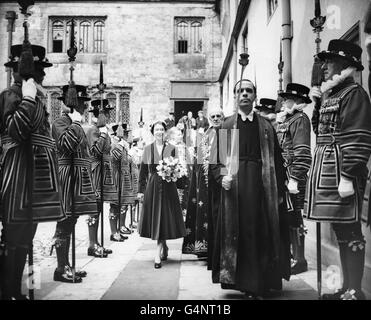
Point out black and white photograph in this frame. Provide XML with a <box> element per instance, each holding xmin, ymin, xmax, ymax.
<box><xmin>0</xmin><ymin>0</ymin><xmax>370</xmax><ymax>309</ymax></box>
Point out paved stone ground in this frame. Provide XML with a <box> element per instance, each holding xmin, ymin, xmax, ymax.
<box><xmin>13</xmin><ymin>202</ymin><xmax>366</xmax><ymax>300</ymax></box>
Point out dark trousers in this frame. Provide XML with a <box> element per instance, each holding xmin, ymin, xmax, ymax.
<box><xmin>110</xmin><ymin>203</ymin><xmax>120</xmax><ymax>216</ymax></box>
<box><xmin>288</xmin><ymin>193</ymin><xmax>304</xmax><ymax>228</ymax></box>
<box><xmin>1</xmin><ymin>222</ymin><xmax>37</xmax><ymax>249</ymax></box>
<box><xmin>53</xmin><ymin>217</ymin><xmax>78</xmax><ymax>243</ymax></box>
<box><xmin>332</xmin><ymin>221</ymin><xmax>364</xmax><ymax>243</ymax></box>
<box><xmin>0</xmin><ymin>222</ymin><xmax>37</xmax><ymax>299</ymax></box>
<box><xmin>332</xmin><ymin>221</ymin><xmax>365</xmax><ymax>292</ymax></box>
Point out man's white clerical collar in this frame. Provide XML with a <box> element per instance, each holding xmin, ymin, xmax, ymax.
<box><xmin>238</xmin><ymin>109</ymin><xmax>254</xmax><ymax>122</ymax></box>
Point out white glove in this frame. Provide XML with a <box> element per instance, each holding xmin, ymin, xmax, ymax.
<box><xmin>309</xmin><ymin>87</ymin><xmax>322</xmax><ymax>100</ymax></box>
<box><xmin>365</xmin><ymin>34</ymin><xmax>371</xmax><ymax>61</ymax></box>
<box><xmin>22</xmin><ymin>78</ymin><xmax>37</xmax><ymax>100</ymax></box>
<box><xmin>222</xmin><ymin>175</ymin><xmax>233</xmax><ymax>191</ymax></box>
<box><xmin>99</xmin><ymin>126</ymin><xmax>108</xmax><ymax>134</ymax></box>
<box><xmin>68</xmin><ymin>109</ymin><xmax>82</xmax><ymax>123</ymax></box>
<box><xmin>338</xmin><ymin>176</ymin><xmax>355</xmax><ymax>198</ymax></box>
<box><xmin>287</xmin><ymin>178</ymin><xmax>299</xmax><ymax>194</ymax></box>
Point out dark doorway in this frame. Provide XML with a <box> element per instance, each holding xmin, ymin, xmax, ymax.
<box><xmin>174</xmin><ymin>101</ymin><xmax>204</xmax><ymax>124</ymax></box>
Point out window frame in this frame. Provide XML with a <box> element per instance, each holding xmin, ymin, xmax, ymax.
<box><xmin>79</xmin><ymin>20</ymin><xmax>91</xmax><ymax>53</ymax></box>
<box><xmin>51</xmin><ymin>20</ymin><xmax>64</xmax><ymax>53</ymax></box>
<box><xmin>93</xmin><ymin>20</ymin><xmax>105</xmax><ymax>53</ymax></box>
<box><xmin>48</xmin><ymin>16</ymin><xmax>107</xmax><ymax>54</ymax></box>
<box><xmin>174</xmin><ymin>17</ymin><xmax>205</xmax><ymax>55</ymax></box>
<box><xmin>267</xmin><ymin>0</ymin><xmax>278</xmax><ymax>22</ymax></box>
<box><xmin>45</xmin><ymin>86</ymin><xmax>131</xmax><ymax>126</ymax></box>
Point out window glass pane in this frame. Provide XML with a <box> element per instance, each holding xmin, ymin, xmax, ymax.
<box><xmin>106</xmin><ymin>92</ymin><xmax>116</xmax><ymax>124</ymax></box>
<box><xmin>120</xmin><ymin>93</ymin><xmax>130</xmax><ymax>125</ymax></box>
<box><xmin>191</xmin><ymin>21</ymin><xmax>202</xmax><ymax>53</ymax></box>
<box><xmin>176</xmin><ymin>21</ymin><xmax>188</xmax><ymax>53</ymax></box>
<box><xmin>52</xmin><ymin>20</ymin><xmax>64</xmax><ymax>53</ymax></box>
<box><xmin>50</xmin><ymin>17</ymin><xmax>106</xmax><ymax>54</ymax></box>
<box><xmin>94</xmin><ymin>21</ymin><xmax>105</xmax><ymax>53</ymax></box>
<box><xmin>79</xmin><ymin>21</ymin><xmax>90</xmax><ymax>53</ymax></box>
<box><xmin>66</xmin><ymin>20</ymin><xmax>77</xmax><ymax>50</ymax></box>
<box><xmin>53</xmin><ymin>40</ymin><xmax>63</xmax><ymax>53</ymax></box>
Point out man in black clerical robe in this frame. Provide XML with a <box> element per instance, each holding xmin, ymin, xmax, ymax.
<box><xmin>210</xmin><ymin>79</ymin><xmax>290</xmax><ymax>299</ymax></box>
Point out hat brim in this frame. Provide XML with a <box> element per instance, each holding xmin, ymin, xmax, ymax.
<box><xmin>317</xmin><ymin>51</ymin><xmax>364</xmax><ymax>71</ymax></box>
<box><xmin>279</xmin><ymin>92</ymin><xmax>312</xmax><ymax>104</ymax></box>
<box><xmin>255</xmin><ymin>106</ymin><xmax>276</xmax><ymax>114</ymax></box>
<box><xmin>103</xmin><ymin>107</ymin><xmax>115</xmax><ymax>111</ymax></box>
<box><xmin>4</xmin><ymin>61</ymin><xmax>53</xmax><ymax>68</ymax></box>
<box><xmin>57</xmin><ymin>96</ymin><xmax>91</xmax><ymax>101</ymax></box>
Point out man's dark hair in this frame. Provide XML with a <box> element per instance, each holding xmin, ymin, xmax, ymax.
<box><xmin>233</xmin><ymin>79</ymin><xmax>257</xmax><ymax>95</ymax></box>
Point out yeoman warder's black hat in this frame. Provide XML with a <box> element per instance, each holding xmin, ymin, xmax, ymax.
<box><xmin>317</xmin><ymin>39</ymin><xmax>364</xmax><ymax>71</ymax></box>
<box><xmin>4</xmin><ymin>44</ymin><xmax>52</xmax><ymax>68</ymax></box>
<box><xmin>279</xmin><ymin>83</ymin><xmax>312</xmax><ymax>104</ymax></box>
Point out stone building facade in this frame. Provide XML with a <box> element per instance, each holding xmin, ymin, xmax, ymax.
<box><xmin>0</xmin><ymin>0</ymin><xmax>222</xmax><ymax>136</ymax></box>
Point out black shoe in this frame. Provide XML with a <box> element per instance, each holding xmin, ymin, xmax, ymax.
<box><xmin>120</xmin><ymin>227</ymin><xmax>131</xmax><ymax>235</ymax></box>
<box><xmin>97</xmin><ymin>244</ymin><xmax>113</xmax><ymax>255</ymax></box>
<box><xmin>66</xmin><ymin>265</ymin><xmax>87</xmax><ymax>278</ymax></box>
<box><xmin>120</xmin><ymin>235</ymin><xmax>129</xmax><ymax>240</ymax></box>
<box><xmin>54</xmin><ymin>267</ymin><xmax>82</xmax><ymax>283</ymax></box>
<box><xmin>110</xmin><ymin>234</ymin><xmax>124</xmax><ymax>242</ymax></box>
<box><xmin>87</xmin><ymin>245</ymin><xmax>108</xmax><ymax>258</ymax></box>
<box><xmin>321</xmin><ymin>288</ymin><xmax>346</xmax><ymax>300</ymax></box>
<box><xmin>154</xmin><ymin>262</ymin><xmax>162</xmax><ymax>269</ymax></box>
<box><xmin>76</xmin><ymin>270</ymin><xmax>87</xmax><ymax>278</ymax></box>
<box><xmin>291</xmin><ymin>260</ymin><xmax>308</xmax><ymax>275</ymax></box>
<box><xmin>103</xmin><ymin>247</ymin><xmax>113</xmax><ymax>255</ymax></box>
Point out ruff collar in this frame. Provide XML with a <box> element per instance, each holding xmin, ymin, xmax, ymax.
<box><xmin>276</xmin><ymin>103</ymin><xmax>307</xmax><ymax>123</ymax></box>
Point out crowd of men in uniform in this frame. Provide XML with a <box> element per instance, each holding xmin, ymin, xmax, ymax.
<box><xmin>0</xmin><ymin>35</ymin><xmax>371</xmax><ymax>300</ymax></box>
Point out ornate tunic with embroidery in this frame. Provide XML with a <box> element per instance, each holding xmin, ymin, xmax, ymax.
<box><xmin>52</xmin><ymin>114</ymin><xmax>98</xmax><ymax>217</ymax></box>
<box><xmin>304</xmin><ymin>78</ymin><xmax>371</xmax><ymax>223</ymax></box>
<box><xmin>276</xmin><ymin>111</ymin><xmax>312</xmax><ymax>211</ymax></box>
<box><xmin>111</xmin><ymin>143</ymin><xmax>136</xmax><ymax>205</ymax></box>
<box><xmin>85</xmin><ymin>124</ymin><xmax>118</xmax><ymax>202</ymax></box>
<box><xmin>0</xmin><ymin>83</ymin><xmax>64</xmax><ymax>223</ymax></box>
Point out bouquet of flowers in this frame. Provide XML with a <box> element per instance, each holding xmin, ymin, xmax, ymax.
<box><xmin>156</xmin><ymin>156</ymin><xmax>188</xmax><ymax>183</ymax></box>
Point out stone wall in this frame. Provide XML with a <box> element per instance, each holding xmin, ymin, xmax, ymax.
<box><xmin>0</xmin><ymin>1</ymin><xmax>222</xmax><ymax>130</ymax></box>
